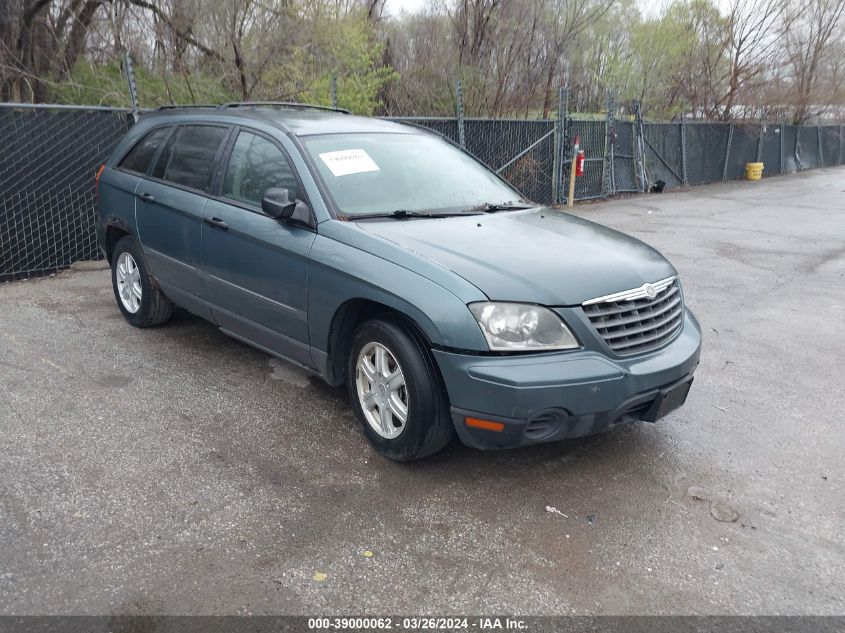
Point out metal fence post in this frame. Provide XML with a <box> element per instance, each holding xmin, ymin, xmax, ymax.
<box><xmin>604</xmin><ymin>91</ymin><xmax>615</xmax><ymax>197</ymax></box>
<box><xmin>680</xmin><ymin>117</ymin><xmax>688</xmax><ymax>186</ymax></box>
<box><xmin>633</xmin><ymin>100</ymin><xmax>647</xmax><ymax>192</ymax></box>
<box><xmin>795</xmin><ymin>127</ymin><xmax>802</xmax><ymax>170</ymax></box>
<box><xmin>455</xmin><ymin>80</ymin><xmax>466</xmax><ymax>148</ymax></box>
<box><xmin>780</xmin><ymin>122</ymin><xmax>785</xmax><ymax>173</ymax></box>
<box><xmin>817</xmin><ymin>126</ymin><xmax>824</xmax><ymax>167</ymax></box>
<box><xmin>561</xmin><ymin>86</ymin><xmax>571</xmax><ymax>204</ymax></box>
<box><xmin>122</xmin><ymin>52</ymin><xmax>139</xmax><ymax>122</ymax></box>
<box><xmin>756</xmin><ymin>123</ymin><xmax>764</xmax><ymax>162</ymax></box>
<box><xmin>552</xmin><ymin>85</ymin><xmax>567</xmax><ymax>205</ymax></box>
<box><xmin>330</xmin><ymin>74</ymin><xmax>338</xmax><ymax>110</ymax></box>
<box><xmin>552</xmin><ymin>117</ymin><xmax>559</xmax><ymax>204</ymax></box>
<box><xmin>841</xmin><ymin>124</ymin><xmax>844</xmax><ymax>165</ymax></box>
<box><xmin>722</xmin><ymin>123</ymin><xmax>734</xmax><ymax>181</ymax></box>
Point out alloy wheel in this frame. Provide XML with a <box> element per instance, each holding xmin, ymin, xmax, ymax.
<box><xmin>116</xmin><ymin>251</ymin><xmax>142</xmax><ymax>313</ymax></box>
<box><xmin>355</xmin><ymin>342</ymin><xmax>409</xmax><ymax>439</ymax></box>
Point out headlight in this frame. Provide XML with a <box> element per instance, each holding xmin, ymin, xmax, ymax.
<box><xmin>468</xmin><ymin>302</ymin><xmax>578</xmax><ymax>351</ymax></box>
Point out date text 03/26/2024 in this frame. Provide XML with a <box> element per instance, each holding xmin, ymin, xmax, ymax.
<box><xmin>307</xmin><ymin>617</ymin><xmax>527</xmax><ymax>630</ymax></box>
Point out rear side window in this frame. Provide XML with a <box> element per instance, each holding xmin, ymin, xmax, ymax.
<box><xmin>162</xmin><ymin>125</ymin><xmax>228</xmax><ymax>191</ymax></box>
<box><xmin>119</xmin><ymin>127</ymin><xmax>172</xmax><ymax>173</ymax></box>
<box><xmin>151</xmin><ymin>129</ymin><xmax>178</xmax><ymax>180</ymax></box>
<box><xmin>222</xmin><ymin>131</ymin><xmax>302</xmax><ymax>207</ymax></box>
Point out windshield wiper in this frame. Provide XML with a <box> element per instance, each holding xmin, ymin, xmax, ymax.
<box><xmin>469</xmin><ymin>201</ymin><xmax>535</xmax><ymax>213</ymax></box>
<box><xmin>342</xmin><ymin>209</ymin><xmax>481</xmax><ymax>221</ymax></box>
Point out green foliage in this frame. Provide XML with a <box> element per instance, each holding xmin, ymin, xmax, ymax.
<box><xmin>50</xmin><ymin>59</ymin><xmax>235</xmax><ymax>108</ymax></box>
<box><xmin>625</xmin><ymin>8</ymin><xmax>699</xmax><ymax>118</ymax></box>
<box><xmin>11</xmin><ymin>0</ymin><xmax>840</xmax><ymax>122</ymax></box>
<box><xmin>304</xmin><ymin>67</ymin><xmax>398</xmax><ymax>116</ymax></box>
<box><xmin>47</xmin><ymin>8</ymin><xmax>397</xmax><ymax>115</ymax></box>
<box><xmin>566</xmin><ymin>0</ymin><xmax>732</xmax><ymax>119</ymax></box>
<box><xmin>260</xmin><ymin>11</ymin><xmax>397</xmax><ymax>115</ymax></box>
<box><xmin>49</xmin><ymin>60</ymin><xmax>128</xmax><ymax>106</ymax></box>
<box><xmin>49</xmin><ymin>17</ymin><xmax>395</xmax><ymax>117</ymax></box>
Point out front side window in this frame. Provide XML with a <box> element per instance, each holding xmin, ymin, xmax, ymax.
<box><xmin>119</xmin><ymin>126</ymin><xmax>172</xmax><ymax>174</ymax></box>
<box><xmin>222</xmin><ymin>131</ymin><xmax>301</xmax><ymax>207</ymax></box>
<box><xmin>162</xmin><ymin>125</ymin><xmax>228</xmax><ymax>191</ymax></box>
<box><xmin>302</xmin><ymin>132</ymin><xmax>523</xmax><ymax>216</ymax></box>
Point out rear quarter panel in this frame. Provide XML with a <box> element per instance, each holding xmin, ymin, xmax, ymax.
<box><xmin>96</xmin><ymin>118</ymin><xmax>166</xmax><ymax>255</ymax></box>
<box><xmin>96</xmin><ymin>168</ymin><xmax>141</xmax><ymax>257</ymax></box>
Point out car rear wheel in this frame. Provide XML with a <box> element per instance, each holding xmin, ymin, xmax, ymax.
<box><xmin>110</xmin><ymin>235</ymin><xmax>173</xmax><ymax>327</ymax></box>
<box><xmin>347</xmin><ymin>318</ymin><xmax>454</xmax><ymax>461</ymax></box>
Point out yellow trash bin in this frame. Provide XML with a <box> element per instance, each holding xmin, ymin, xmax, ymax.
<box><xmin>745</xmin><ymin>162</ymin><xmax>764</xmax><ymax>180</ymax></box>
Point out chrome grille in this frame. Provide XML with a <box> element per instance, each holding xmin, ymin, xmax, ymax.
<box><xmin>582</xmin><ymin>277</ymin><xmax>683</xmax><ymax>355</ymax></box>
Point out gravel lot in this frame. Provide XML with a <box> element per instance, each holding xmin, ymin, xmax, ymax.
<box><xmin>1</xmin><ymin>168</ymin><xmax>843</xmax><ymax>615</ymax></box>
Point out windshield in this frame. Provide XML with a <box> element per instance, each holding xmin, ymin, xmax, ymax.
<box><xmin>302</xmin><ymin>132</ymin><xmax>525</xmax><ymax>216</ymax></box>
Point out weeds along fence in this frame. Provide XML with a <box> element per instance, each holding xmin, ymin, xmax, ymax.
<box><xmin>1</xmin><ymin>102</ymin><xmax>844</xmax><ymax>281</ymax></box>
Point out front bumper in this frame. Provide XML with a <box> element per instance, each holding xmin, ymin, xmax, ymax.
<box><xmin>433</xmin><ymin>308</ymin><xmax>702</xmax><ymax>450</ymax></box>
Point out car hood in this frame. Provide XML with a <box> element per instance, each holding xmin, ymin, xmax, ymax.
<box><xmin>355</xmin><ymin>208</ymin><xmax>676</xmax><ymax>306</ymax></box>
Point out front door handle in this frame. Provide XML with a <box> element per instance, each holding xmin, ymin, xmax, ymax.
<box><xmin>138</xmin><ymin>192</ymin><xmax>155</xmax><ymax>203</ymax></box>
<box><xmin>204</xmin><ymin>217</ymin><xmax>228</xmax><ymax>231</ymax></box>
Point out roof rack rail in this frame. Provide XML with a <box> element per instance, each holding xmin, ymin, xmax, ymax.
<box><xmin>156</xmin><ymin>104</ymin><xmax>220</xmax><ymax>111</ymax></box>
<box><xmin>219</xmin><ymin>101</ymin><xmax>350</xmax><ymax>114</ymax></box>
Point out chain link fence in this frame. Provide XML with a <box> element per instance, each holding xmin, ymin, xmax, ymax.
<box><xmin>643</xmin><ymin>123</ymin><xmax>684</xmax><ymax>189</ymax></box>
<box><xmin>612</xmin><ymin>122</ymin><xmax>639</xmax><ymax>194</ymax></box>
<box><xmin>1</xmin><ymin>101</ymin><xmax>843</xmax><ymax>281</ymax></box>
<box><xmin>759</xmin><ymin>125</ymin><xmax>783</xmax><ymax>175</ymax></box>
<box><xmin>797</xmin><ymin>126</ymin><xmax>821</xmax><ymax>169</ymax></box>
<box><xmin>387</xmin><ymin>117</ymin><xmax>557</xmax><ymax>204</ymax></box>
<box><xmin>566</xmin><ymin>119</ymin><xmax>608</xmax><ymax>200</ymax></box>
<box><xmin>0</xmin><ymin>105</ymin><xmax>133</xmax><ymax>281</ymax></box>
<box><xmin>819</xmin><ymin>126</ymin><xmax>840</xmax><ymax>166</ymax></box>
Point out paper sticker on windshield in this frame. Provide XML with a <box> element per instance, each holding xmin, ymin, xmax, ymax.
<box><xmin>319</xmin><ymin>149</ymin><xmax>379</xmax><ymax>177</ymax></box>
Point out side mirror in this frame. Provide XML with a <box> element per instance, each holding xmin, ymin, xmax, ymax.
<box><xmin>261</xmin><ymin>188</ymin><xmax>297</xmax><ymax>219</ymax></box>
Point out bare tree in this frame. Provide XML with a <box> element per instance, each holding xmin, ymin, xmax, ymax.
<box><xmin>2</xmin><ymin>0</ymin><xmax>844</xmax><ymax>122</ymax></box>
<box><xmin>714</xmin><ymin>0</ymin><xmax>790</xmax><ymax>119</ymax></box>
<box><xmin>1</xmin><ymin>0</ymin><xmax>110</xmax><ymax>101</ymax></box>
<box><xmin>451</xmin><ymin>0</ymin><xmax>501</xmax><ymax>67</ymax></box>
<box><xmin>783</xmin><ymin>0</ymin><xmax>845</xmax><ymax>123</ymax></box>
<box><xmin>537</xmin><ymin>0</ymin><xmax>615</xmax><ymax>117</ymax></box>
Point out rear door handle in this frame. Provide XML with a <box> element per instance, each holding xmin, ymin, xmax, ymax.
<box><xmin>138</xmin><ymin>192</ymin><xmax>155</xmax><ymax>203</ymax></box>
<box><xmin>204</xmin><ymin>217</ymin><xmax>228</xmax><ymax>231</ymax></box>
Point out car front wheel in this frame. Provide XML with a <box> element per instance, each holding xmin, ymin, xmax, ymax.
<box><xmin>347</xmin><ymin>318</ymin><xmax>454</xmax><ymax>462</ymax></box>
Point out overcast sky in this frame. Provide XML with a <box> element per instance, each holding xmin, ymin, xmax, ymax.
<box><xmin>384</xmin><ymin>0</ymin><xmax>432</xmax><ymax>16</ymax></box>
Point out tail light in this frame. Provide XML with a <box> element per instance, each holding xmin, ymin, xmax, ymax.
<box><xmin>95</xmin><ymin>164</ymin><xmax>105</xmax><ymax>201</ymax></box>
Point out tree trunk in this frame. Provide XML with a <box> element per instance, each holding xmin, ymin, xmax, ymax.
<box><xmin>233</xmin><ymin>41</ymin><xmax>248</xmax><ymax>100</ymax></box>
<box><xmin>541</xmin><ymin>57</ymin><xmax>557</xmax><ymax>119</ymax></box>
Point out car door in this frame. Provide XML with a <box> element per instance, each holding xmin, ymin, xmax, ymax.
<box><xmin>135</xmin><ymin>123</ymin><xmax>230</xmax><ymax>313</ymax></box>
<box><xmin>201</xmin><ymin>128</ymin><xmax>317</xmax><ymax>367</ymax></box>
<box><xmin>110</xmin><ymin>124</ymin><xmax>174</xmax><ymax>228</ymax></box>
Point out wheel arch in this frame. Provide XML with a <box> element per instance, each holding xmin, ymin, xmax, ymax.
<box><xmin>324</xmin><ymin>298</ymin><xmax>435</xmax><ymax>387</ymax></box>
<box><xmin>103</xmin><ymin>222</ymin><xmax>133</xmax><ymax>263</ymax></box>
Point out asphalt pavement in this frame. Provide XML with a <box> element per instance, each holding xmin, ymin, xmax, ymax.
<box><xmin>0</xmin><ymin>168</ymin><xmax>843</xmax><ymax>615</ymax></box>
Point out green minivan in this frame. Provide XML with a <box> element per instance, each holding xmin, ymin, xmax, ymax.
<box><xmin>96</xmin><ymin>103</ymin><xmax>701</xmax><ymax>461</ymax></box>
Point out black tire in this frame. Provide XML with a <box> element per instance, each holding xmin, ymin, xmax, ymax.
<box><xmin>110</xmin><ymin>235</ymin><xmax>173</xmax><ymax>327</ymax></box>
<box><xmin>346</xmin><ymin>317</ymin><xmax>454</xmax><ymax>462</ymax></box>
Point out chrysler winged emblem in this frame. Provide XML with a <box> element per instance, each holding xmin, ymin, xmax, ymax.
<box><xmin>644</xmin><ymin>283</ymin><xmax>657</xmax><ymax>299</ymax></box>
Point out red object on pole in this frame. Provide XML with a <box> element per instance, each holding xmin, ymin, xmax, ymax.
<box><xmin>575</xmin><ymin>150</ymin><xmax>585</xmax><ymax>177</ymax></box>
